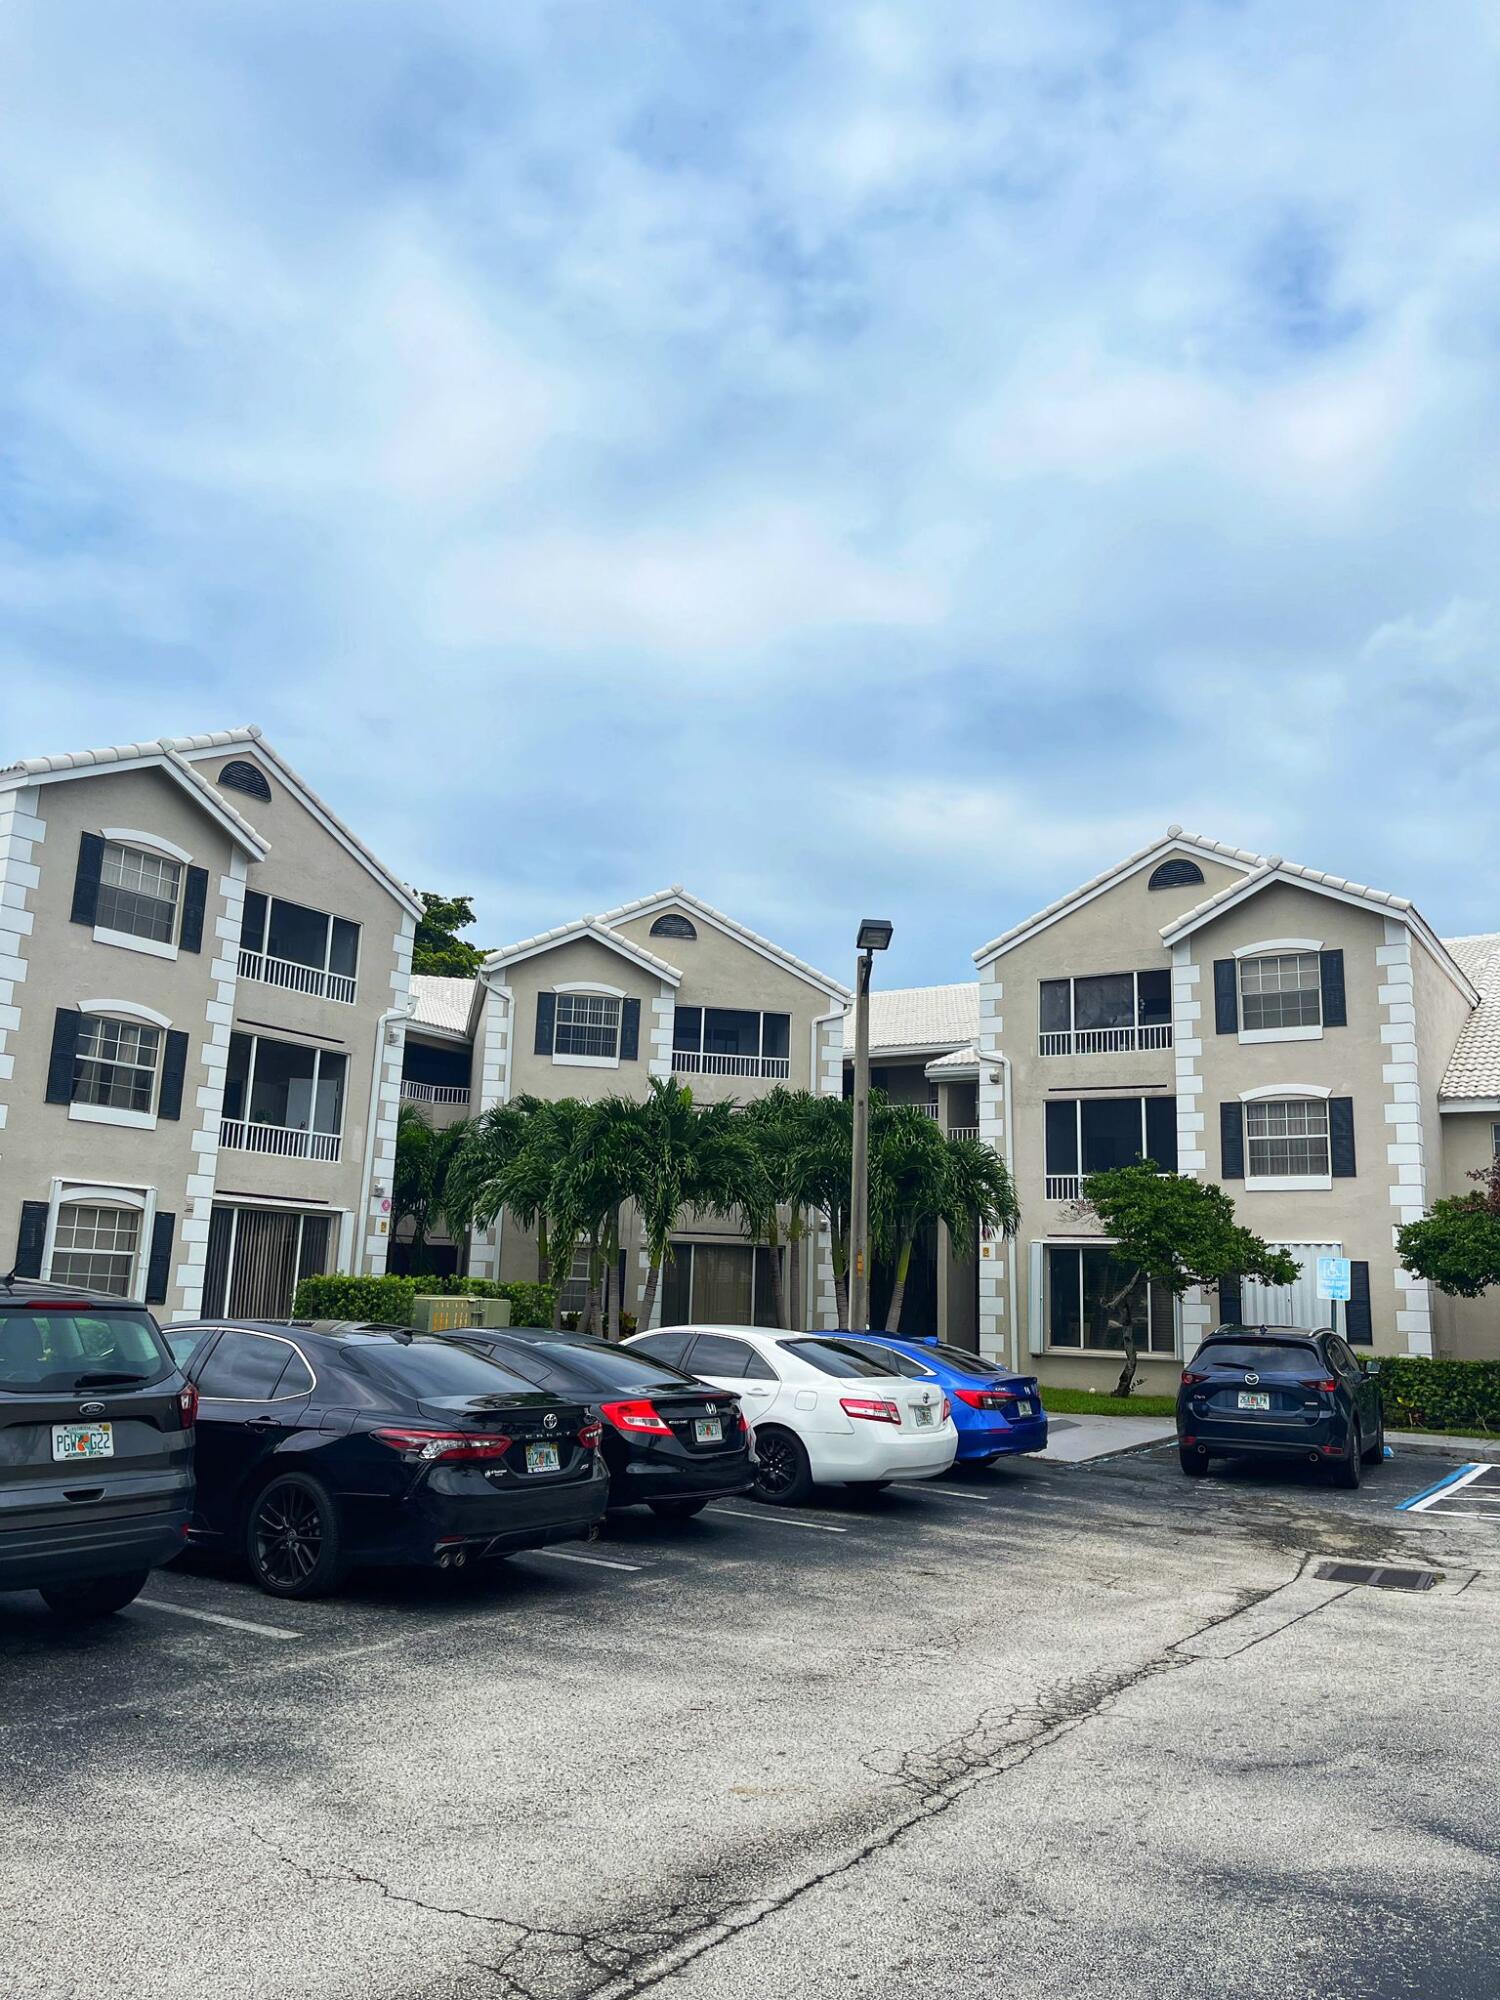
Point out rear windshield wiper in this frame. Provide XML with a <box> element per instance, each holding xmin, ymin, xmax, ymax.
<box><xmin>72</xmin><ymin>1370</ymin><xmax>153</xmax><ymax>1387</ymax></box>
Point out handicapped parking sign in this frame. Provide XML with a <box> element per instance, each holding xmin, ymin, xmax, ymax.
<box><xmin>1316</xmin><ymin>1256</ymin><xmax>1351</xmax><ymax>1301</ymax></box>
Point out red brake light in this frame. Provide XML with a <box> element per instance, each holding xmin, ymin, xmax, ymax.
<box><xmin>840</xmin><ymin>1396</ymin><xmax>901</xmax><ymax>1425</ymax></box>
<box><xmin>954</xmin><ymin>1386</ymin><xmax>1015</xmax><ymax>1411</ymax></box>
<box><xmin>372</xmin><ymin>1428</ymin><xmax>512</xmax><ymax>1463</ymax></box>
<box><xmin>1181</xmin><ymin>1371</ymin><xmax>1206</xmax><ymax>1386</ymax></box>
<box><xmin>736</xmin><ymin>1409</ymin><xmax>750</xmax><ymax>1432</ymax></box>
<box><xmin>578</xmin><ymin>1420</ymin><xmax>602</xmax><ymax>1450</ymax></box>
<box><xmin>179</xmin><ymin>1382</ymin><xmax>199</xmax><ymax>1427</ymax></box>
<box><xmin>1313</xmin><ymin>1378</ymin><xmax>1338</xmax><ymax>1394</ymax></box>
<box><xmin>941</xmin><ymin>1396</ymin><xmax>951</xmax><ymax>1423</ymax></box>
<box><xmin>598</xmin><ymin>1398</ymin><xmax>674</xmax><ymax>1437</ymax></box>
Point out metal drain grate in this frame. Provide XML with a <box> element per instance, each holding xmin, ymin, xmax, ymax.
<box><xmin>1314</xmin><ymin>1561</ymin><xmax>1442</xmax><ymax>1592</ymax></box>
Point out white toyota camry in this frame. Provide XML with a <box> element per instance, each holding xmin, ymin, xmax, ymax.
<box><xmin>622</xmin><ymin>1325</ymin><xmax>958</xmax><ymax>1504</ymax></box>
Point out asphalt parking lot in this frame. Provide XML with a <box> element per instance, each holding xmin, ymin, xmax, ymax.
<box><xmin>4</xmin><ymin>1439</ymin><xmax>1498</xmax><ymax>2000</ymax></box>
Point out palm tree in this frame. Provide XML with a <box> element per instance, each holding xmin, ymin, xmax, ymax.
<box><xmin>552</xmin><ymin>1094</ymin><xmax>645</xmax><ymax>1338</ymax></box>
<box><xmin>446</xmin><ymin>1097</ymin><xmax>591</xmax><ymax>1326</ymax></box>
<box><xmin>391</xmin><ymin>1102</ymin><xmax>474</xmax><ymax>1270</ymax></box>
<box><xmin>870</xmin><ymin>1108</ymin><xmax>1021</xmax><ymax>1333</ymax></box>
<box><xmin>792</xmin><ymin>1092</ymin><xmax>856</xmax><ymax>1327</ymax></box>
<box><xmin>631</xmin><ymin>1080</ymin><xmax>761</xmax><ymax>1332</ymax></box>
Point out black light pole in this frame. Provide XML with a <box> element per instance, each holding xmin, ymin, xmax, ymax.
<box><xmin>848</xmin><ymin>918</ymin><xmax>893</xmax><ymax>1331</ymax></box>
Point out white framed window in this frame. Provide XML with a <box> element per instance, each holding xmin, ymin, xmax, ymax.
<box><xmin>1239</xmin><ymin>952</ymin><xmax>1320</xmax><ymax>1035</ymax></box>
<box><xmin>49</xmin><ymin>1202</ymin><xmax>144</xmax><ymax>1296</ymax></box>
<box><xmin>554</xmin><ymin>992</ymin><xmax>621</xmax><ymax>1061</ymax></box>
<box><xmin>97</xmin><ymin>842</ymin><xmax>182</xmax><ymax>947</ymax></box>
<box><xmin>73</xmin><ymin>1016</ymin><xmax>161</xmax><ymax>1115</ymax></box>
<box><xmin>1245</xmin><ymin>1097</ymin><xmax>1330</xmax><ymax>1180</ymax></box>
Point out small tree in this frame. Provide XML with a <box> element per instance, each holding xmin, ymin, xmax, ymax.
<box><xmin>412</xmin><ymin>891</ymin><xmax>485</xmax><ymax>976</ymax></box>
<box><xmin>631</xmin><ymin>1080</ymin><xmax>759</xmax><ymax>1333</ymax></box>
<box><xmin>391</xmin><ymin>1102</ymin><xmax>473</xmax><ymax>1265</ymax></box>
<box><xmin>1076</xmin><ymin>1164</ymin><xmax>1300</xmax><ymax>1397</ymax></box>
<box><xmin>1397</xmin><ymin>1159</ymin><xmax>1500</xmax><ymax>1298</ymax></box>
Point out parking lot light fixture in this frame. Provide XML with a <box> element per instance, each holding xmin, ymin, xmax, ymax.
<box><xmin>849</xmin><ymin>917</ymin><xmax>893</xmax><ymax>1334</ymax></box>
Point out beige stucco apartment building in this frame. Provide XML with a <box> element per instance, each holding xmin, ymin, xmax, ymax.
<box><xmin>0</xmin><ymin>730</ymin><xmax>419</xmax><ymax>1320</ymax></box>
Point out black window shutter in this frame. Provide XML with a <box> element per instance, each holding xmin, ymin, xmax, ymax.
<box><xmin>1219</xmin><ymin>1101</ymin><xmax>1244</xmax><ymax>1178</ymax></box>
<box><xmin>1144</xmin><ymin>1095</ymin><xmax>1178</xmax><ymax>1172</ymax></box>
<box><xmin>1320</xmin><ymin>949</ymin><xmax>1346</xmax><ymax>1028</ymax></box>
<box><xmin>1213</xmin><ymin>959</ymin><xmax>1238</xmax><ymax>1035</ymax></box>
<box><xmin>1345</xmin><ymin>1260</ymin><xmax>1372</xmax><ymax>1345</ymax></box>
<box><xmin>46</xmin><ymin>1008</ymin><xmax>82</xmax><ymax>1103</ymax></box>
<box><xmin>180</xmin><ymin>865</ymin><xmax>209</xmax><ymax>953</ymax></box>
<box><xmin>1218</xmin><ymin>1273</ymin><xmax>1243</xmax><ymax>1326</ymax></box>
<box><xmin>1329</xmin><ymin>1098</ymin><xmax>1357</xmax><ymax>1177</ymax></box>
<box><xmin>620</xmin><ymin>997</ymin><xmax>640</xmax><ymax>1061</ymax></box>
<box><xmin>144</xmin><ymin>1212</ymin><xmax>175</xmax><ymax>1304</ymax></box>
<box><xmin>534</xmin><ymin>991</ymin><xmax>556</xmax><ymax>1055</ymax></box>
<box><xmin>15</xmin><ymin>1200</ymin><xmax>50</xmax><ymax>1279</ymax></box>
<box><xmin>70</xmin><ymin>832</ymin><xmax>105</xmax><ymax>925</ymax></box>
<box><xmin>158</xmin><ymin>1030</ymin><xmax>189</xmax><ymax>1121</ymax></box>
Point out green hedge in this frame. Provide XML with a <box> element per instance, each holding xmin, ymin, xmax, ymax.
<box><xmin>291</xmin><ymin>1273</ymin><xmax>557</xmax><ymax>1328</ymax></box>
<box><xmin>1375</xmin><ymin>1357</ymin><xmax>1500</xmax><ymax>1435</ymax></box>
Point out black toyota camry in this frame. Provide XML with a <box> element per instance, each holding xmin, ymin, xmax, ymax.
<box><xmin>164</xmin><ymin>1319</ymin><xmax>608</xmax><ymax>1597</ymax></box>
<box><xmin>452</xmin><ymin>1327</ymin><xmax>755</xmax><ymax>1519</ymax></box>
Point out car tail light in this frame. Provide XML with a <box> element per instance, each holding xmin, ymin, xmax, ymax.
<box><xmin>1309</xmin><ymin>1379</ymin><xmax>1338</xmax><ymax>1394</ymax></box>
<box><xmin>578</xmin><ymin>1420</ymin><xmax>602</xmax><ymax>1449</ymax></box>
<box><xmin>840</xmin><ymin>1396</ymin><xmax>901</xmax><ymax>1425</ymax></box>
<box><xmin>598</xmin><ymin>1399</ymin><xmax>674</xmax><ymax>1436</ymax></box>
<box><xmin>1181</xmin><ymin>1371</ymin><xmax>1206</xmax><ymax>1386</ymax></box>
<box><xmin>372</xmin><ymin>1428</ymin><xmax>513</xmax><ymax>1463</ymax></box>
<box><xmin>940</xmin><ymin>1396</ymin><xmax>951</xmax><ymax>1423</ymax></box>
<box><xmin>954</xmin><ymin>1387</ymin><xmax>1015</xmax><ymax>1412</ymax></box>
<box><xmin>178</xmin><ymin>1382</ymin><xmax>199</xmax><ymax>1428</ymax></box>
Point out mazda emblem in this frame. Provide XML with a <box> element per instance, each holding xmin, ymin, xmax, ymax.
<box><xmin>543</xmin><ymin>1413</ymin><xmax>558</xmax><ymax>1431</ymax></box>
<box><xmin>78</xmin><ymin>1401</ymin><xmax>106</xmax><ymax>1417</ymax></box>
<box><xmin>1244</xmin><ymin>1372</ymin><xmax>1259</xmax><ymax>1386</ymax></box>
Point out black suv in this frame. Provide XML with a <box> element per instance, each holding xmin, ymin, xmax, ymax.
<box><xmin>0</xmin><ymin>1277</ymin><xmax>195</xmax><ymax>1617</ymax></box>
<box><xmin>1177</xmin><ymin>1323</ymin><xmax>1385</xmax><ymax>1487</ymax></box>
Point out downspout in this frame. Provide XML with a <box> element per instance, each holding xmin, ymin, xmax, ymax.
<box><xmin>360</xmin><ymin>998</ymin><xmax>417</xmax><ymax>1275</ymax></box>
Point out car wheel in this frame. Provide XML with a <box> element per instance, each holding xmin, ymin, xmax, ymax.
<box><xmin>1362</xmin><ymin>1412</ymin><xmax>1385</xmax><ymax>1465</ymax></box>
<box><xmin>246</xmin><ymin>1473</ymin><xmax>349</xmax><ymax>1599</ymax></box>
<box><xmin>1179</xmin><ymin>1448</ymin><xmax>1209</xmax><ymax>1478</ymax></box>
<box><xmin>647</xmin><ymin>1498</ymin><xmax>709</xmax><ymax>1521</ymax></box>
<box><xmin>40</xmin><ymin>1569</ymin><xmax>151</xmax><ymax>1620</ymax></box>
<box><xmin>751</xmin><ymin>1427</ymin><xmax>814</xmax><ymax>1506</ymax></box>
<box><xmin>1333</xmin><ymin>1421</ymin><xmax>1363</xmax><ymax>1490</ymax></box>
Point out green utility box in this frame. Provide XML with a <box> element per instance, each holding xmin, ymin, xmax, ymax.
<box><xmin>408</xmin><ymin>1294</ymin><xmax>513</xmax><ymax>1333</ymax></box>
<box><xmin>472</xmin><ymin>1297</ymin><xmax>512</xmax><ymax>1329</ymax></box>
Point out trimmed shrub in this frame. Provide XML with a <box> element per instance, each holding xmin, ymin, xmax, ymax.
<box><xmin>292</xmin><ymin>1272</ymin><xmax>557</xmax><ymax>1328</ymax></box>
<box><xmin>1375</xmin><ymin>1357</ymin><xmax>1500</xmax><ymax>1435</ymax></box>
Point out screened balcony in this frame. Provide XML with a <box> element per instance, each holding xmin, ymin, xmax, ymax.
<box><xmin>1039</xmin><ymin>970</ymin><xmax>1172</xmax><ymax>1057</ymax></box>
<box><xmin>672</xmin><ymin>1007</ymin><xmax>792</xmax><ymax>1079</ymax></box>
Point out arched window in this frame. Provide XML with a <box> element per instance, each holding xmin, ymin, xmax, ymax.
<box><xmin>649</xmin><ymin>913</ymin><xmax>697</xmax><ymax>940</ymax></box>
<box><xmin>219</xmin><ymin>760</ymin><xmax>272</xmax><ymax>804</ymax></box>
<box><xmin>1147</xmin><ymin>858</ymin><xmax>1204</xmax><ymax>890</ymax></box>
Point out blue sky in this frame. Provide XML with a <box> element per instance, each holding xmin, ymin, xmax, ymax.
<box><xmin>2</xmin><ymin>2</ymin><xmax>1497</xmax><ymax>985</ymax></box>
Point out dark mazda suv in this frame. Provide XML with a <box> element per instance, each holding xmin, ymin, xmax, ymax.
<box><xmin>1177</xmin><ymin>1323</ymin><xmax>1385</xmax><ymax>1487</ymax></box>
<box><xmin>0</xmin><ymin>1277</ymin><xmax>195</xmax><ymax>1618</ymax></box>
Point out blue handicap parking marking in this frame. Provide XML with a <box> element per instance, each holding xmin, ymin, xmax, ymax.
<box><xmin>1397</xmin><ymin>1461</ymin><xmax>1500</xmax><ymax>1516</ymax></box>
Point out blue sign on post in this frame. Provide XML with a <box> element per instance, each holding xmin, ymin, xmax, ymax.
<box><xmin>1317</xmin><ymin>1256</ymin><xmax>1351</xmax><ymax>1302</ymax></box>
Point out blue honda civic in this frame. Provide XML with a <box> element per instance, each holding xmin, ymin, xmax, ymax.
<box><xmin>835</xmin><ymin>1334</ymin><xmax>1047</xmax><ymax>1462</ymax></box>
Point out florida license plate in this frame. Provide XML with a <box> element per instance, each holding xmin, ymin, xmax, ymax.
<box><xmin>1013</xmin><ymin>1401</ymin><xmax>1033</xmax><ymax>1419</ymax></box>
<box><xmin>1237</xmin><ymin>1391</ymin><xmax>1271</xmax><ymax>1411</ymax></box>
<box><xmin>913</xmin><ymin>1405</ymin><xmax>934</xmax><ymax>1426</ymax></box>
<box><xmin>525</xmin><ymin>1443</ymin><xmax>560</xmax><ymax>1474</ymax></box>
<box><xmin>694</xmin><ymin>1418</ymin><xmax>722</xmax><ymax>1443</ymax></box>
<box><xmin>53</xmin><ymin>1423</ymin><xmax>113</xmax><ymax>1462</ymax></box>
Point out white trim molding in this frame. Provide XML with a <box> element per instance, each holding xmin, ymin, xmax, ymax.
<box><xmin>1245</xmin><ymin>1174</ymin><xmax>1333</xmax><ymax>1194</ymax></box>
<box><xmin>553</xmin><ymin>980</ymin><xmax>627</xmax><ymax>998</ymax></box>
<box><xmin>93</xmin><ymin>924</ymin><xmax>179</xmax><ymax>962</ymax></box>
<box><xmin>976</xmin><ymin>973</ymin><xmax>1007</xmax><ymax>1361</ymax></box>
<box><xmin>1239</xmin><ymin>1083</ymin><xmax>1331</xmax><ymax>1101</ymax></box>
<box><xmin>1239</xmin><ymin>1025</ymin><xmax>1323</xmax><ymax>1045</ymax></box>
<box><xmin>176</xmin><ymin>853</ymin><xmax>247</xmax><ymax>1317</ymax></box>
<box><xmin>1379</xmin><ymin>918</ymin><xmax>1433</xmax><ymax>1355</ymax></box>
<box><xmin>1232</xmin><ymin>936</ymin><xmax>1323</xmax><ymax>958</ymax></box>
<box><xmin>364</xmin><ymin>915</ymin><xmax>416</xmax><ymax>1273</ymax></box>
<box><xmin>78</xmin><ymin>996</ymin><xmax>173</xmax><ymax>1030</ymax></box>
<box><xmin>43</xmin><ymin>1176</ymin><xmax>158</xmax><ymax>1300</ymax></box>
<box><xmin>99</xmin><ymin>826</ymin><xmax>193</xmax><ymax>865</ymax></box>
<box><xmin>69</xmin><ymin>1102</ymin><xmax>157</xmax><ymax>1132</ymax></box>
<box><xmin>0</xmin><ymin>783</ymin><xmax>45</xmax><ymax>1140</ymax></box>
<box><xmin>465</xmin><ymin>978</ymin><xmax>512</xmax><ymax>1280</ymax></box>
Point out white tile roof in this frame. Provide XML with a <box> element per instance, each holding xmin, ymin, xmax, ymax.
<box><xmin>845</xmin><ymin>982</ymin><xmax>979</xmax><ymax>1055</ymax></box>
<box><xmin>595</xmin><ymin>886</ymin><xmax>851</xmax><ymax>999</ymax></box>
<box><xmin>1439</xmin><ymin>935</ymin><xmax>1500</xmax><ymax>1101</ymax></box>
<box><xmin>408</xmin><ymin>975</ymin><xmax>479</xmax><ymax>1036</ymax></box>
<box><xmin>0</xmin><ymin>735</ymin><xmax>268</xmax><ymax>856</ymax></box>
<box><xmin>925</xmin><ymin>1041</ymin><xmax>980</xmax><ymax>1074</ymax></box>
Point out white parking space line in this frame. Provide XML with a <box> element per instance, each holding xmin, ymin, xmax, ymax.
<box><xmin>907</xmin><ymin>1487</ymin><xmax>1003</xmax><ymax>1508</ymax></box>
<box><xmin>530</xmin><ymin>1549</ymin><xmax>646</xmax><ymax>1572</ymax></box>
<box><xmin>707</xmin><ymin>1506</ymin><xmax>848</xmax><ymax>1534</ymax></box>
<box><xmin>136</xmin><ymin>1598</ymin><xmax>301</xmax><ymax>1641</ymax></box>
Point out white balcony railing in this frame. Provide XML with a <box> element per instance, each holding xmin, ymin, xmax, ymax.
<box><xmin>1045</xmin><ymin>1173</ymin><xmax>1085</xmax><ymax>1201</ymax></box>
<box><xmin>919</xmin><ymin>1102</ymin><xmax>941</xmax><ymax>1118</ymax></box>
<box><xmin>239</xmin><ymin>948</ymin><xmax>357</xmax><ymax>1007</ymax></box>
<box><xmin>671</xmin><ymin>1051</ymin><xmax>792</xmax><ymax>1079</ymax></box>
<box><xmin>948</xmin><ymin>1125</ymin><xmax>981</xmax><ymax>1143</ymax></box>
<box><xmin>220</xmin><ymin>1118</ymin><xmax>342</xmax><ymax>1163</ymax></box>
<box><xmin>1039</xmin><ymin>1023</ymin><xmax>1172</xmax><ymax>1058</ymax></box>
<box><xmin>400</xmin><ymin>1080</ymin><xmax>471</xmax><ymax>1106</ymax></box>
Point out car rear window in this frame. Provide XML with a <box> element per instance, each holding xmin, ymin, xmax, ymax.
<box><xmin>348</xmin><ymin>1336</ymin><xmax>541</xmax><ymax>1400</ymax></box>
<box><xmin>1194</xmin><ymin>1341</ymin><xmax>1319</xmax><ymax>1372</ymax></box>
<box><xmin>927</xmin><ymin>1343</ymin><xmax>1010</xmax><ymax>1378</ymax></box>
<box><xmin>0</xmin><ymin>1307</ymin><xmax>173</xmax><ymax>1394</ymax></box>
<box><xmin>783</xmin><ymin>1338</ymin><xmax>896</xmax><ymax>1379</ymax></box>
<box><xmin>515</xmin><ymin>1341</ymin><xmax>698</xmax><ymax>1393</ymax></box>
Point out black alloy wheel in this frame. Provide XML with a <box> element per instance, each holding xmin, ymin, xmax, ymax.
<box><xmin>1179</xmin><ymin>1447</ymin><xmax>1210</xmax><ymax>1478</ymax></box>
<box><xmin>40</xmin><ymin>1569</ymin><xmax>151</xmax><ymax>1620</ymax></box>
<box><xmin>751</xmin><ymin>1427</ymin><xmax>814</xmax><ymax>1506</ymax></box>
<box><xmin>1362</xmin><ymin>1411</ymin><xmax>1386</xmax><ymax>1465</ymax></box>
<box><xmin>247</xmin><ymin>1474</ymin><xmax>348</xmax><ymax>1599</ymax></box>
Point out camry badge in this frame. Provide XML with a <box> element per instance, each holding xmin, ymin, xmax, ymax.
<box><xmin>79</xmin><ymin>1401</ymin><xmax>106</xmax><ymax>1418</ymax></box>
<box><xmin>542</xmin><ymin>1413</ymin><xmax>558</xmax><ymax>1431</ymax></box>
<box><xmin>1244</xmin><ymin>1372</ymin><xmax>1259</xmax><ymax>1386</ymax></box>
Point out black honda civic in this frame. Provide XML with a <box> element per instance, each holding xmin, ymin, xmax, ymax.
<box><xmin>452</xmin><ymin>1327</ymin><xmax>755</xmax><ymax>1519</ymax></box>
<box><xmin>164</xmin><ymin>1319</ymin><xmax>608</xmax><ymax>1597</ymax></box>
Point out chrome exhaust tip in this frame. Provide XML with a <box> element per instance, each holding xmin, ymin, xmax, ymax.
<box><xmin>453</xmin><ymin>1550</ymin><xmax>467</xmax><ymax>1568</ymax></box>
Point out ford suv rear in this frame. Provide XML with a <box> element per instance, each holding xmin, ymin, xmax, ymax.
<box><xmin>0</xmin><ymin>1278</ymin><xmax>195</xmax><ymax>1618</ymax></box>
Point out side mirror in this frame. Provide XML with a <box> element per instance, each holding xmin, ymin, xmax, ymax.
<box><xmin>1364</xmin><ymin>1359</ymin><xmax>1381</xmax><ymax>1377</ymax></box>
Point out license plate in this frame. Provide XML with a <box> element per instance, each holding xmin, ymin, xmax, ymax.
<box><xmin>525</xmin><ymin>1443</ymin><xmax>560</xmax><ymax>1474</ymax></box>
<box><xmin>913</xmin><ymin>1404</ymin><xmax>934</xmax><ymax>1427</ymax></box>
<box><xmin>694</xmin><ymin>1418</ymin><xmax>723</xmax><ymax>1443</ymax></box>
<box><xmin>53</xmin><ymin>1423</ymin><xmax>113</xmax><ymax>1462</ymax></box>
<box><xmin>1237</xmin><ymin>1391</ymin><xmax>1271</xmax><ymax>1411</ymax></box>
<box><xmin>1013</xmin><ymin>1401</ymin><xmax>1033</xmax><ymax>1420</ymax></box>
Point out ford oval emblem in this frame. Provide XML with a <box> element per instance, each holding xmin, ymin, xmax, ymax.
<box><xmin>543</xmin><ymin>1412</ymin><xmax>558</xmax><ymax>1431</ymax></box>
<box><xmin>1244</xmin><ymin>1371</ymin><xmax>1259</xmax><ymax>1386</ymax></box>
<box><xmin>79</xmin><ymin>1400</ymin><xmax>106</xmax><ymax>1417</ymax></box>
